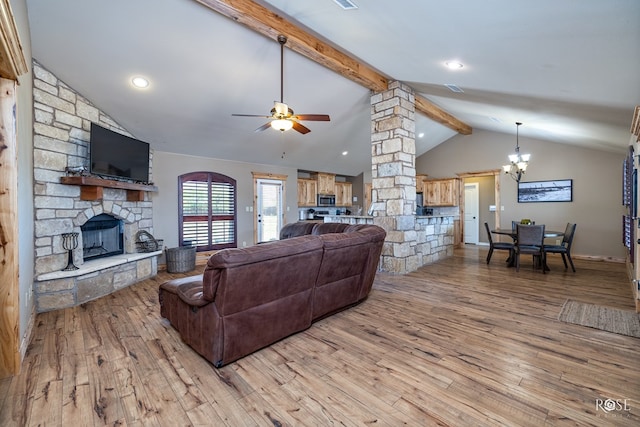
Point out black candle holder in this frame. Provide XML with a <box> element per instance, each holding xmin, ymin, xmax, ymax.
<box><xmin>61</xmin><ymin>232</ymin><xmax>79</xmax><ymax>271</ymax></box>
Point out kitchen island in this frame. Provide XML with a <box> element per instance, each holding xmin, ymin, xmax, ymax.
<box><xmin>322</xmin><ymin>214</ymin><xmax>374</xmax><ymax>225</ymax></box>
<box><xmin>323</xmin><ymin>214</ymin><xmax>457</xmax><ymax>267</ymax></box>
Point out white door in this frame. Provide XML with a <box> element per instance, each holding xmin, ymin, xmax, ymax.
<box><xmin>256</xmin><ymin>179</ymin><xmax>283</xmax><ymax>243</ymax></box>
<box><xmin>464</xmin><ymin>183</ymin><xmax>479</xmax><ymax>244</ymax></box>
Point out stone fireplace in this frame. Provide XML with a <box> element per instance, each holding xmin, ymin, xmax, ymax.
<box><xmin>32</xmin><ymin>60</ymin><xmax>160</xmax><ymax>312</ymax></box>
<box><xmin>81</xmin><ymin>213</ymin><xmax>124</xmax><ymax>260</ymax></box>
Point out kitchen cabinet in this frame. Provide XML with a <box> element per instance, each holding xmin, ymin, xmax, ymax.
<box><xmin>297</xmin><ymin>178</ymin><xmax>317</xmax><ymax>207</ymax></box>
<box><xmin>416</xmin><ymin>174</ymin><xmax>428</xmax><ymax>194</ymax></box>
<box><xmin>313</xmin><ymin>172</ymin><xmax>336</xmax><ymax>195</ymax></box>
<box><xmin>424</xmin><ymin>178</ymin><xmax>459</xmax><ymax>206</ymax></box>
<box><xmin>335</xmin><ymin>182</ymin><xmax>353</xmax><ymax>206</ymax></box>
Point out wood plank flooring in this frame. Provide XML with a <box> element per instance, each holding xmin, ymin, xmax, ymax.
<box><xmin>1</xmin><ymin>246</ymin><xmax>638</xmax><ymax>426</ymax></box>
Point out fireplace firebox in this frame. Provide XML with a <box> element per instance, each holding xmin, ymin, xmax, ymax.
<box><xmin>81</xmin><ymin>213</ymin><xmax>124</xmax><ymax>260</ymax></box>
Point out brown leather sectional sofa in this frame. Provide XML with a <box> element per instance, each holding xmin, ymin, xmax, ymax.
<box><xmin>159</xmin><ymin>222</ymin><xmax>386</xmax><ymax>367</ymax></box>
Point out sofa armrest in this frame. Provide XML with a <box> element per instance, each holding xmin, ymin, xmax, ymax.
<box><xmin>159</xmin><ymin>274</ymin><xmax>207</xmax><ymax>306</ymax></box>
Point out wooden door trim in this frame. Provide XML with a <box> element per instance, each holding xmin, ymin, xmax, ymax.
<box><xmin>457</xmin><ymin>170</ymin><xmax>501</xmax><ymax>246</ymax></box>
<box><xmin>0</xmin><ymin>0</ymin><xmax>28</xmax><ymax>80</ymax></box>
<box><xmin>0</xmin><ymin>0</ymin><xmax>28</xmax><ymax>378</ymax></box>
<box><xmin>0</xmin><ymin>78</ymin><xmax>19</xmax><ymax>378</ymax></box>
<box><xmin>252</xmin><ymin>172</ymin><xmax>287</xmax><ymax>244</ymax></box>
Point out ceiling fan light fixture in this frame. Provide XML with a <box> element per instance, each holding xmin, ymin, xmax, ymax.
<box><xmin>274</xmin><ymin>102</ymin><xmax>289</xmax><ymax>116</ymax></box>
<box><xmin>271</xmin><ymin>119</ymin><xmax>293</xmax><ymax>132</ymax></box>
<box><xmin>232</xmin><ymin>34</ymin><xmax>329</xmax><ymax>135</ymax></box>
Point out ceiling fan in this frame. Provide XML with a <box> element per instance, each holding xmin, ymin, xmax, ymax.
<box><xmin>232</xmin><ymin>35</ymin><xmax>330</xmax><ymax>134</ymax></box>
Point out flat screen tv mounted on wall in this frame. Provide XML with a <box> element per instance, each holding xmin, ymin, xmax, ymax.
<box><xmin>89</xmin><ymin>122</ymin><xmax>150</xmax><ymax>183</ymax></box>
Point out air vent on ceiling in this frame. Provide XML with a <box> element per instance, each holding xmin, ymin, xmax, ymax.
<box><xmin>333</xmin><ymin>0</ymin><xmax>358</xmax><ymax>10</ymax></box>
<box><xmin>444</xmin><ymin>83</ymin><xmax>464</xmax><ymax>93</ymax></box>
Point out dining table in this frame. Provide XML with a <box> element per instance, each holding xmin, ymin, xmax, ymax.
<box><xmin>491</xmin><ymin>227</ymin><xmax>565</xmax><ymax>270</ymax></box>
<box><xmin>491</xmin><ymin>228</ymin><xmax>565</xmax><ymax>240</ymax></box>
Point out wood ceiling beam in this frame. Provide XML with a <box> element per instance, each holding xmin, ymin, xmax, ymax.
<box><xmin>195</xmin><ymin>0</ymin><xmax>472</xmax><ymax>135</ymax></box>
<box><xmin>415</xmin><ymin>95</ymin><xmax>472</xmax><ymax>135</ymax></box>
<box><xmin>195</xmin><ymin>0</ymin><xmax>387</xmax><ymax>92</ymax></box>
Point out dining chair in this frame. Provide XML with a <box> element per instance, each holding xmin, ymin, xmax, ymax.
<box><xmin>544</xmin><ymin>223</ymin><xmax>577</xmax><ymax>272</ymax></box>
<box><xmin>515</xmin><ymin>224</ymin><xmax>546</xmax><ymax>273</ymax></box>
<box><xmin>485</xmin><ymin>222</ymin><xmax>514</xmax><ymax>264</ymax></box>
<box><xmin>513</xmin><ymin>220</ymin><xmax>535</xmax><ymax>230</ymax></box>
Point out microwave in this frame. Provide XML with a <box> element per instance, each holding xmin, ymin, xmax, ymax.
<box><xmin>317</xmin><ymin>194</ymin><xmax>336</xmax><ymax>206</ymax></box>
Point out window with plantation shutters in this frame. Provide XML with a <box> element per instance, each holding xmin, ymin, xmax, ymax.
<box><xmin>179</xmin><ymin>172</ymin><xmax>237</xmax><ymax>251</ymax></box>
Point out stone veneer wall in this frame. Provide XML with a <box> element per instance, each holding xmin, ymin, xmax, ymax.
<box><xmin>370</xmin><ymin>81</ymin><xmax>453</xmax><ymax>273</ymax></box>
<box><xmin>32</xmin><ymin>60</ymin><xmax>157</xmax><ymax>312</ymax></box>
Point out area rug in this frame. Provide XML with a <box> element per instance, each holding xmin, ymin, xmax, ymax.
<box><xmin>558</xmin><ymin>299</ymin><xmax>640</xmax><ymax>338</ymax></box>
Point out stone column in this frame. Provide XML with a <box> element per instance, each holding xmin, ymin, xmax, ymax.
<box><xmin>371</xmin><ymin>81</ymin><xmax>418</xmax><ymax>274</ymax></box>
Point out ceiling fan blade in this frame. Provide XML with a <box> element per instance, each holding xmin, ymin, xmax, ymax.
<box><xmin>293</xmin><ymin>114</ymin><xmax>331</xmax><ymax>121</ymax></box>
<box><xmin>255</xmin><ymin>122</ymin><xmax>272</xmax><ymax>132</ymax></box>
<box><xmin>292</xmin><ymin>121</ymin><xmax>311</xmax><ymax>134</ymax></box>
<box><xmin>232</xmin><ymin>113</ymin><xmax>272</xmax><ymax>118</ymax></box>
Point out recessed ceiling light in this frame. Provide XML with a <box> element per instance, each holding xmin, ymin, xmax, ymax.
<box><xmin>418</xmin><ymin>133</ymin><xmax>425</xmax><ymax>138</ymax></box>
<box><xmin>445</xmin><ymin>61</ymin><xmax>464</xmax><ymax>70</ymax></box>
<box><xmin>342</xmin><ymin>151</ymin><xmax>349</xmax><ymax>156</ymax></box>
<box><xmin>131</xmin><ymin>76</ymin><xmax>149</xmax><ymax>89</ymax></box>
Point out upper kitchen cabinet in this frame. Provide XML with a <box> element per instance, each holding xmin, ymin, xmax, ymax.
<box><xmin>297</xmin><ymin>178</ymin><xmax>317</xmax><ymax>207</ymax></box>
<box><xmin>335</xmin><ymin>181</ymin><xmax>353</xmax><ymax>207</ymax></box>
<box><xmin>313</xmin><ymin>172</ymin><xmax>336</xmax><ymax>195</ymax></box>
<box><xmin>424</xmin><ymin>178</ymin><xmax>460</xmax><ymax>206</ymax></box>
<box><xmin>416</xmin><ymin>174</ymin><xmax>428</xmax><ymax>193</ymax></box>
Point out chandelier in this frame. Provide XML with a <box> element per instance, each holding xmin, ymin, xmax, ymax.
<box><xmin>503</xmin><ymin>122</ymin><xmax>530</xmax><ymax>182</ymax></box>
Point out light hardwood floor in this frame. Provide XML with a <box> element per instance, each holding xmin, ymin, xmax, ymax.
<box><xmin>1</xmin><ymin>246</ymin><xmax>638</xmax><ymax>426</ymax></box>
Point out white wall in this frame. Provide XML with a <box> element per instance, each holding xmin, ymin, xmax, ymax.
<box><xmin>152</xmin><ymin>151</ymin><xmax>300</xmax><ymax>249</ymax></box>
<box><xmin>416</xmin><ymin>129</ymin><xmax>626</xmax><ymax>259</ymax></box>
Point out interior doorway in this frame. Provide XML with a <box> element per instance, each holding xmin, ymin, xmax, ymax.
<box><xmin>464</xmin><ymin>182</ymin><xmax>479</xmax><ymax>244</ymax></box>
<box><xmin>456</xmin><ymin>170</ymin><xmax>502</xmax><ymax>249</ymax></box>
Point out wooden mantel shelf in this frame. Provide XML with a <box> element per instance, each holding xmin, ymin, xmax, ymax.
<box><xmin>60</xmin><ymin>176</ymin><xmax>158</xmax><ymax>201</ymax></box>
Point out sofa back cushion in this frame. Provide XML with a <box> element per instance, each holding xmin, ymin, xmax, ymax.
<box><xmin>202</xmin><ymin>234</ymin><xmax>324</xmax><ymax>364</ymax></box>
<box><xmin>311</xmin><ymin>222</ymin><xmax>349</xmax><ymax>235</ymax></box>
<box><xmin>312</xmin><ymin>229</ymin><xmax>375</xmax><ymax>319</ymax></box>
<box><xmin>279</xmin><ymin>221</ymin><xmax>317</xmax><ymax>239</ymax></box>
<box><xmin>347</xmin><ymin>225</ymin><xmax>386</xmax><ymax>299</ymax></box>
<box><xmin>203</xmin><ymin>235</ymin><xmax>323</xmax><ymax>312</ymax></box>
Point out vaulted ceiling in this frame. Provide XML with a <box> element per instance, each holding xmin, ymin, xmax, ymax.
<box><xmin>25</xmin><ymin>0</ymin><xmax>640</xmax><ymax>176</ymax></box>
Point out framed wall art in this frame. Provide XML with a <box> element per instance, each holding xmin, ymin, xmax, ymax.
<box><xmin>517</xmin><ymin>179</ymin><xmax>573</xmax><ymax>203</ymax></box>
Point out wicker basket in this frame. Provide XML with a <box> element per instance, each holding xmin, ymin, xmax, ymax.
<box><xmin>135</xmin><ymin>230</ymin><xmax>163</xmax><ymax>253</ymax></box>
<box><xmin>165</xmin><ymin>246</ymin><xmax>196</xmax><ymax>273</ymax></box>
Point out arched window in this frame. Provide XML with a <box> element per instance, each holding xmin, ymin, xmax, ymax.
<box><xmin>179</xmin><ymin>171</ymin><xmax>237</xmax><ymax>251</ymax></box>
